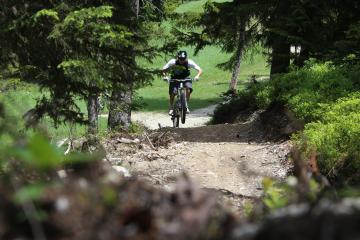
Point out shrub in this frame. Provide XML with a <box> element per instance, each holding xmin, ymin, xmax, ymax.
<box><xmin>212</xmin><ymin>61</ymin><xmax>356</xmax><ymax>124</ymax></box>
<box><xmin>0</xmin><ymin>78</ymin><xmax>30</xmax><ymax>92</ymax></box>
<box><xmin>211</xmin><ymin>81</ymin><xmax>273</xmax><ymax>124</ymax></box>
<box><xmin>273</xmin><ymin>61</ymin><xmax>354</xmax><ymax>122</ymax></box>
<box><xmin>211</xmin><ymin>90</ymin><xmax>255</xmax><ymax>124</ymax></box>
<box><xmin>298</xmin><ymin>94</ymin><xmax>360</xmax><ymax>183</ymax></box>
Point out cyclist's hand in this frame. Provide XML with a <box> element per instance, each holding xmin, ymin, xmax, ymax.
<box><xmin>163</xmin><ymin>76</ymin><xmax>170</xmax><ymax>82</ymax></box>
<box><xmin>194</xmin><ymin>76</ymin><xmax>200</xmax><ymax>82</ymax></box>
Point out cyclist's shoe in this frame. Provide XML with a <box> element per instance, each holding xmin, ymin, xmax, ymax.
<box><xmin>168</xmin><ymin>109</ymin><xmax>174</xmax><ymax>115</ymax></box>
<box><xmin>186</xmin><ymin>107</ymin><xmax>190</xmax><ymax>114</ymax></box>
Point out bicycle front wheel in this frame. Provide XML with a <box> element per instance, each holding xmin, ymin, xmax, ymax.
<box><xmin>172</xmin><ymin>107</ymin><xmax>180</xmax><ymax>128</ymax></box>
<box><xmin>180</xmin><ymin>91</ymin><xmax>186</xmax><ymax>124</ymax></box>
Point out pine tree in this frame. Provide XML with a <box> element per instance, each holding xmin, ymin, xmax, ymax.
<box><xmin>107</xmin><ymin>0</ymin><xmax>138</xmax><ymax>131</ymax></box>
<box><xmin>106</xmin><ymin>0</ymin><xmax>168</xmax><ymax>130</ymax></box>
<box><xmin>186</xmin><ymin>1</ymin><xmax>260</xmax><ymax>92</ymax></box>
<box><xmin>190</xmin><ymin>0</ymin><xmax>351</xmax><ymax>76</ymax></box>
<box><xmin>0</xmin><ymin>0</ymin><xmax>167</xmax><ymax>133</ymax></box>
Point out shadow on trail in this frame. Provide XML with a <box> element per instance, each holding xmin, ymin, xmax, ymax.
<box><xmin>162</xmin><ymin>122</ymin><xmax>265</xmax><ymax>143</ymax></box>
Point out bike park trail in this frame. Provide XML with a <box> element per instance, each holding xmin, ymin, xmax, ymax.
<box><xmin>131</xmin><ymin>104</ymin><xmax>217</xmax><ymax>129</ymax></box>
<box><xmin>106</xmin><ymin>105</ymin><xmax>291</xmax><ymax>211</ymax></box>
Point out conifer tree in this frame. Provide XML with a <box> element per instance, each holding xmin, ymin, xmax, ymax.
<box><xmin>186</xmin><ymin>1</ymin><xmax>260</xmax><ymax>92</ymax></box>
<box><xmin>191</xmin><ymin>0</ymin><xmax>356</xmax><ymax>76</ymax></box>
<box><xmin>0</xmin><ymin>0</ymin><xmax>167</xmax><ymax>133</ymax></box>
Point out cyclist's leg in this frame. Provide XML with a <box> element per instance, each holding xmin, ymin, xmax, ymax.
<box><xmin>170</xmin><ymin>94</ymin><xmax>175</xmax><ymax>106</ymax></box>
<box><xmin>185</xmin><ymin>88</ymin><xmax>191</xmax><ymax>101</ymax></box>
<box><xmin>169</xmin><ymin>82</ymin><xmax>178</xmax><ymax>114</ymax></box>
<box><xmin>184</xmin><ymin>82</ymin><xmax>193</xmax><ymax>101</ymax></box>
<box><xmin>184</xmin><ymin>82</ymin><xmax>193</xmax><ymax>113</ymax></box>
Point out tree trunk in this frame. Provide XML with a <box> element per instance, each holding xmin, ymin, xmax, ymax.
<box><xmin>108</xmin><ymin>86</ymin><xmax>132</xmax><ymax>130</ymax></box>
<box><xmin>270</xmin><ymin>41</ymin><xmax>290</xmax><ymax>76</ymax></box>
<box><xmin>87</xmin><ymin>90</ymin><xmax>99</xmax><ymax>134</ymax></box>
<box><xmin>130</xmin><ymin>0</ymin><xmax>139</xmax><ymax>17</ymax></box>
<box><xmin>107</xmin><ymin>0</ymin><xmax>137</xmax><ymax>131</ymax></box>
<box><xmin>229</xmin><ymin>20</ymin><xmax>246</xmax><ymax>93</ymax></box>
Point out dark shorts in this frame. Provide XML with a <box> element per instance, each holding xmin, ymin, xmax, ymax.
<box><xmin>169</xmin><ymin>81</ymin><xmax>193</xmax><ymax>95</ymax></box>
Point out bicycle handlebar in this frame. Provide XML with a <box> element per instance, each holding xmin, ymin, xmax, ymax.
<box><xmin>169</xmin><ymin>78</ymin><xmax>193</xmax><ymax>82</ymax></box>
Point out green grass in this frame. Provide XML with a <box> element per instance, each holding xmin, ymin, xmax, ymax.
<box><xmin>176</xmin><ymin>0</ymin><xmax>232</xmax><ymax>13</ymax></box>
<box><xmin>0</xmin><ymin>86</ymin><xmax>107</xmax><ymax>142</ymax></box>
<box><xmin>44</xmin><ymin>118</ymin><xmax>108</xmax><ymax>142</ymax></box>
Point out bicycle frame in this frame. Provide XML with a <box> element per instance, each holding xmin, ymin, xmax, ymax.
<box><xmin>169</xmin><ymin>78</ymin><xmax>193</xmax><ymax>127</ymax></box>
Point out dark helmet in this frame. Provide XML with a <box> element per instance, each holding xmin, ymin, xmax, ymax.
<box><xmin>177</xmin><ymin>50</ymin><xmax>187</xmax><ymax>60</ymax></box>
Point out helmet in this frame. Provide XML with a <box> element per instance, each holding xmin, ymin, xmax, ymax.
<box><xmin>177</xmin><ymin>50</ymin><xmax>187</xmax><ymax>60</ymax></box>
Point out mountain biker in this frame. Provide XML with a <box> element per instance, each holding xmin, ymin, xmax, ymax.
<box><xmin>162</xmin><ymin>50</ymin><xmax>203</xmax><ymax>115</ymax></box>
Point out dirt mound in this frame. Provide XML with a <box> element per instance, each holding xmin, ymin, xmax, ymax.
<box><xmin>257</xmin><ymin>103</ymin><xmax>305</xmax><ymax>141</ymax></box>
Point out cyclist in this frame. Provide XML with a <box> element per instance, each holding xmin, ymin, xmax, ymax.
<box><xmin>162</xmin><ymin>50</ymin><xmax>202</xmax><ymax>115</ymax></box>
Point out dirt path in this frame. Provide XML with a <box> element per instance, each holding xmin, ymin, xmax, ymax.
<box><xmin>131</xmin><ymin>104</ymin><xmax>217</xmax><ymax>129</ymax></box>
<box><xmin>106</xmin><ymin>106</ymin><xmax>291</xmax><ymax>212</ymax></box>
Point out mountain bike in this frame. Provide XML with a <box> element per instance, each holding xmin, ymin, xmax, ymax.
<box><xmin>169</xmin><ymin>78</ymin><xmax>193</xmax><ymax>128</ymax></box>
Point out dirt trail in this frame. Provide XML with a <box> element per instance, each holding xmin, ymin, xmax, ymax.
<box><xmin>131</xmin><ymin>104</ymin><xmax>217</xmax><ymax>129</ymax></box>
<box><xmin>106</xmin><ymin>105</ymin><xmax>291</xmax><ymax>211</ymax></box>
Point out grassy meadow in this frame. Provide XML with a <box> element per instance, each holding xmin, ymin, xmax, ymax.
<box><xmin>0</xmin><ymin>86</ymin><xmax>108</xmax><ymax>141</ymax></box>
<box><xmin>175</xmin><ymin>0</ymin><xmax>233</xmax><ymax>13</ymax></box>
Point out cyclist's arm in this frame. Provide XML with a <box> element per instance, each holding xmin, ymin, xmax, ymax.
<box><xmin>188</xmin><ymin>59</ymin><xmax>202</xmax><ymax>79</ymax></box>
<box><xmin>162</xmin><ymin>59</ymin><xmax>176</xmax><ymax>77</ymax></box>
<box><xmin>195</xmin><ymin>68</ymin><xmax>203</xmax><ymax>79</ymax></box>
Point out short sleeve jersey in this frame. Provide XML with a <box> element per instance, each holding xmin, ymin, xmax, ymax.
<box><xmin>162</xmin><ymin>59</ymin><xmax>201</xmax><ymax>71</ymax></box>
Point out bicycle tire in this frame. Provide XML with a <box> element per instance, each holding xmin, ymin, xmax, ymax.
<box><xmin>172</xmin><ymin>105</ymin><xmax>180</xmax><ymax>128</ymax></box>
<box><xmin>180</xmin><ymin>91</ymin><xmax>186</xmax><ymax>124</ymax></box>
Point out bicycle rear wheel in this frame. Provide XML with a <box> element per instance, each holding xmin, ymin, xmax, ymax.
<box><xmin>180</xmin><ymin>91</ymin><xmax>186</xmax><ymax>124</ymax></box>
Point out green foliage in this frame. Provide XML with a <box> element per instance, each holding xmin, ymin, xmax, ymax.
<box><xmin>50</xmin><ymin>6</ymin><xmax>133</xmax><ymax>49</ymax></box>
<box><xmin>242</xmin><ymin>200</ymin><xmax>254</xmax><ymax>217</ymax></box>
<box><xmin>11</xmin><ymin>133</ymin><xmax>65</xmax><ymax>171</ymax></box>
<box><xmin>211</xmin><ymin>89</ymin><xmax>257</xmax><ymax>124</ymax></box>
<box><xmin>0</xmin><ymin>102</ymin><xmax>99</xmax><ymax>172</ymax></box>
<box><xmin>33</xmin><ymin>9</ymin><xmax>60</xmax><ymax>22</ymax></box>
<box><xmin>214</xmin><ymin>61</ymin><xmax>356</xmax><ymax>123</ymax></box>
<box><xmin>0</xmin><ymin>78</ymin><xmax>29</xmax><ymax>92</ymax></box>
<box><xmin>14</xmin><ymin>183</ymin><xmax>46</xmax><ymax>203</ymax></box>
<box><xmin>0</xmin><ymin>1</ymin><xmax>168</xmax><ymax>129</ymax></box>
<box><xmin>101</xmin><ymin>186</ymin><xmax>118</xmax><ymax>206</ymax></box>
<box><xmin>262</xmin><ymin>177</ymin><xmax>290</xmax><ymax>211</ymax></box>
<box><xmin>298</xmin><ymin>94</ymin><xmax>360</xmax><ymax>183</ymax></box>
<box><xmin>211</xmin><ymin>78</ymin><xmax>271</xmax><ymax>124</ymax></box>
<box><xmin>273</xmin><ymin>62</ymin><xmax>353</xmax><ymax>121</ymax></box>
<box><xmin>261</xmin><ymin>176</ymin><xmax>321</xmax><ymax>212</ymax></box>
<box><xmin>128</xmin><ymin>122</ymin><xmax>147</xmax><ymax>134</ymax></box>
